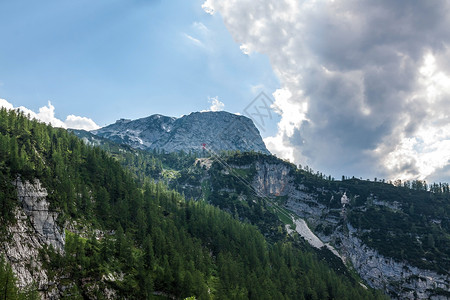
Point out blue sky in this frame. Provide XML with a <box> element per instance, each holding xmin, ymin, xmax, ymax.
<box><xmin>3</xmin><ymin>0</ymin><xmax>450</xmax><ymax>182</ymax></box>
<box><xmin>0</xmin><ymin>0</ymin><xmax>279</xmax><ymax>131</ymax></box>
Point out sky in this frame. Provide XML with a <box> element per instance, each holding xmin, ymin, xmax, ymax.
<box><xmin>0</xmin><ymin>0</ymin><xmax>280</xmax><ymax>130</ymax></box>
<box><xmin>2</xmin><ymin>0</ymin><xmax>450</xmax><ymax>183</ymax></box>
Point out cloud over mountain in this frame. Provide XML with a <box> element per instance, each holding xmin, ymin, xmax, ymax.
<box><xmin>204</xmin><ymin>0</ymin><xmax>450</xmax><ymax>181</ymax></box>
<box><xmin>0</xmin><ymin>99</ymin><xmax>100</xmax><ymax>131</ymax></box>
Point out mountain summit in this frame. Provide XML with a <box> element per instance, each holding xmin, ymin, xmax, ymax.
<box><xmin>91</xmin><ymin>111</ymin><xmax>270</xmax><ymax>154</ymax></box>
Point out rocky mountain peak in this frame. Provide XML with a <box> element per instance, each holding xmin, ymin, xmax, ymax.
<box><xmin>91</xmin><ymin>111</ymin><xmax>270</xmax><ymax>154</ymax></box>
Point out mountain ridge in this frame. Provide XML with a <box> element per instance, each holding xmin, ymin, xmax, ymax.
<box><xmin>76</xmin><ymin>110</ymin><xmax>450</xmax><ymax>299</ymax></box>
<box><xmin>164</xmin><ymin>151</ymin><xmax>450</xmax><ymax>299</ymax></box>
<box><xmin>91</xmin><ymin>111</ymin><xmax>270</xmax><ymax>154</ymax></box>
<box><xmin>0</xmin><ymin>107</ymin><xmax>385</xmax><ymax>299</ymax></box>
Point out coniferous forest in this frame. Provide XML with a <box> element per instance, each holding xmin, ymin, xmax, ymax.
<box><xmin>0</xmin><ymin>110</ymin><xmax>391</xmax><ymax>299</ymax></box>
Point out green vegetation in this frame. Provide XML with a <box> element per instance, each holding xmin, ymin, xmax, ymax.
<box><xmin>0</xmin><ymin>256</ymin><xmax>39</xmax><ymax>300</ymax></box>
<box><xmin>200</xmin><ymin>152</ymin><xmax>450</xmax><ymax>275</ymax></box>
<box><xmin>0</xmin><ymin>109</ymin><xmax>390</xmax><ymax>299</ymax></box>
<box><xmin>0</xmin><ymin>109</ymin><xmax>387</xmax><ymax>298</ymax></box>
<box><xmin>274</xmin><ymin>206</ymin><xmax>295</xmax><ymax>226</ymax></box>
<box><xmin>320</xmin><ymin>178</ymin><xmax>450</xmax><ymax>274</ymax></box>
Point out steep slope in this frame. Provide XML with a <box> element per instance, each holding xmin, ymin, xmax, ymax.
<box><xmin>77</xmin><ymin>118</ymin><xmax>450</xmax><ymax>299</ymax></box>
<box><xmin>173</xmin><ymin>152</ymin><xmax>450</xmax><ymax>299</ymax></box>
<box><xmin>91</xmin><ymin>111</ymin><xmax>270</xmax><ymax>154</ymax></box>
<box><xmin>3</xmin><ymin>178</ymin><xmax>63</xmax><ymax>298</ymax></box>
<box><xmin>0</xmin><ymin>109</ymin><xmax>385</xmax><ymax>299</ymax></box>
<box><xmin>91</xmin><ymin>114</ymin><xmax>176</xmax><ymax>149</ymax></box>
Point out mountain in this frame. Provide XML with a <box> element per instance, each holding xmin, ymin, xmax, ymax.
<box><xmin>0</xmin><ymin>109</ymin><xmax>385</xmax><ymax>298</ymax></box>
<box><xmin>79</xmin><ymin>110</ymin><xmax>450</xmax><ymax>299</ymax></box>
<box><xmin>80</xmin><ymin>121</ymin><xmax>450</xmax><ymax>299</ymax></box>
<box><xmin>5</xmin><ymin>106</ymin><xmax>450</xmax><ymax>299</ymax></box>
<box><xmin>75</xmin><ymin>111</ymin><xmax>450</xmax><ymax>299</ymax></box>
<box><xmin>91</xmin><ymin>111</ymin><xmax>270</xmax><ymax>154</ymax></box>
<box><xmin>171</xmin><ymin>152</ymin><xmax>450</xmax><ymax>299</ymax></box>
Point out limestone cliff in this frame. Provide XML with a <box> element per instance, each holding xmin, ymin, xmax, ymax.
<box><xmin>248</xmin><ymin>160</ymin><xmax>450</xmax><ymax>299</ymax></box>
<box><xmin>14</xmin><ymin>179</ymin><xmax>64</xmax><ymax>251</ymax></box>
<box><xmin>1</xmin><ymin>178</ymin><xmax>64</xmax><ymax>298</ymax></box>
<box><xmin>253</xmin><ymin>161</ymin><xmax>294</xmax><ymax>196</ymax></box>
<box><xmin>339</xmin><ymin>224</ymin><xmax>449</xmax><ymax>300</ymax></box>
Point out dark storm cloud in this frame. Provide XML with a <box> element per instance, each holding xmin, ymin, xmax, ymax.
<box><xmin>285</xmin><ymin>0</ymin><xmax>450</xmax><ymax>179</ymax></box>
<box><xmin>207</xmin><ymin>0</ymin><xmax>450</xmax><ymax>180</ymax></box>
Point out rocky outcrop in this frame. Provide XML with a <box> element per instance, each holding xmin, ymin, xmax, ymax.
<box><xmin>253</xmin><ymin>161</ymin><xmax>294</xmax><ymax>196</ymax></box>
<box><xmin>2</xmin><ymin>178</ymin><xmax>64</xmax><ymax>298</ymax></box>
<box><xmin>15</xmin><ymin>179</ymin><xmax>64</xmax><ymax>251</ymax></box>
<box><xmin>339</xmin><ymin>224</ymin><xmax>449</xmax><ymax>299</ymax></box>
<box><xmin>91</xmin><ymin>111</ymin><xmax>270</xmax><ymax>154</ymax></box>
<box><xmin>249</xmin><ymin>161</ymin><xmax>450</xmax><ymax>299</ymax></box>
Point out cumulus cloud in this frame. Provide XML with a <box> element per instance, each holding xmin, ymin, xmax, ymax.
<box><xmin>202</xmin><ymin>0</ymin><xmax>215</xmax><ymax>15</ymax></box>
<box><xmin>209</xmin><ymin>96</ymin><xmax>225</xmax><ymax>111</ymax></box>
<box><xmin>0</xmin><ymin>99</ymin><xmax>14</xmax><ymax>110</ymax></box>
<box><xmin>239</xmin><ymin>44</ymin><xmax>251</xmax><ymax>55</ymax></box>
<box><xmin>201</xmin><ymin>96</ymin><xmax>225</xmax><ymax>112</ymax></box>
<box><xmin>65</xmin><ymin>115</ymin><xmax>101</xmax><ymax>131</ymax></box>
<box><xmin>0</xmin><ymin>99</ymin><xmax>100</xmax><ymax>131</ymax></box>
<box><xmin>204</xmin><ymin>0</ymin><xmax>450</xmax><ymax>181</ymax></box>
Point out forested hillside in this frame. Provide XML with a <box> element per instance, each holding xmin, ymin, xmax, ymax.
<box><xmin>168</xmin><ymin>151</ymin><xmax>449</xmax><ymax>298</ymax></box>
<box><xmin>75</xmin><ymin>124</ymin><xmax>450</xmax><ymax>298</ymax></box>
<box><xmin>172</xmin><ymin>151</ymin><xmax>450</xmax><ymax>275</ymax></box>
<box><xmin>0</xmin><ymin>109</ymin><xmax>387</xmax><ymax>298</ymax></box>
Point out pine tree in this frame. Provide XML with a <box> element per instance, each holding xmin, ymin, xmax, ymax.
<box><xmin>0</xmin><ymin>256</ymin><xmax>19</xmax><ymax>300</ymax></box>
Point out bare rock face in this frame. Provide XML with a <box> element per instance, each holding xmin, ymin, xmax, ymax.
<box><xmin>2</xmin><ymin>178</ymin><xmax>64</xmax><ymax>298</ymax></box>
<box><xmin>339</xmin><ymin>224</ymin><xmax>449</xmax><ymax>300</ymax></box>
<box><xmin>248</xmin><ymin>160</ymin><xmax>450</xmax><ymax>299</ymax></box>
<box><xmin>15</xmin><ymin>179</ymin><xmax>64</xmax><ymax>251</ymax></box>
<box><xmin>91</xmin><ymin>111</ymin><xmax>270</xmax><ymax>154</ymax></box>
<box><xmin>253</xmin><ymin>161</ymin><xmax>293</xmax><ymax>196</ymax></box>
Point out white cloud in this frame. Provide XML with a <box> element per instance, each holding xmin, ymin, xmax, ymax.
<box><xmin>201</xmin><ymin>96</ymin><xmax>225</xmax><ymax>112</ymax></box>
<box><xmin>65</xmin><ymin>115</ymin><xmax>100</xmax><ymax>131</ymax></box>
<box><xmin>240</xmin><ymin>44</ymin><xmax>251</xmax><ymax>55</ymax></box>
<box><xmin>183</xmin><ymin>22</ymin><xmax>213</xmax><ymax>50</ymax></box>
<box><xmin>202</xmin><ymin>0</ymin><xmax>215</xmax><ymax>15</ymax></box>
<box><xmin>204</xmin><ymin>0</ymin><xmax>450</xmax><ymax>182</ymax></box>
<box><xmin>380</xmin><ymin>53</ymin><xmax>450</xmax><ymax>180</ymax></box>
<box><xmin>193</xmin><ymin>22</ymin><xmax>210</xmax><ymax>35</ymax></box>
<box><xmin>264</xmin><ymin>133</ymin><xmax>294</xmax><ymax>162</ymax></box>
<box><xmin>209</xmin><ymin>96</ymin><xmax>225</xmax><ymax>111</ymax></box>
<box><xmin>35</xmin><ymin>101</ymin><xmax>67</xmax><ymax>128</ymax></box>
<box><xmin>0</xmin><ymin>99</ymin><xmax>100</xmax><ymax>130</ymax></box>
<box><xmin>250</xmin><ymin>84</ymin><xmax>265</xmax><ymax>94</ymax></box>
<box><xmin>0</xmin><ymin>99</ymin><xmax>14</xmax><ymax>110</ymax></box>
<box><xmin>183</xmin><ymin>33</ymin><xmax>204</xmax><ymax>47</ymax></box>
